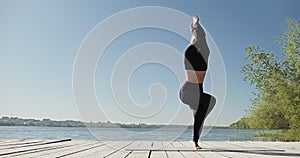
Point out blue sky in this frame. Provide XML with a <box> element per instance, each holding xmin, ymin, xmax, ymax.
<box><xmin>0</xmin><ymin>0</ymin><xmax>299</xmax><ymax>126</ymax></box>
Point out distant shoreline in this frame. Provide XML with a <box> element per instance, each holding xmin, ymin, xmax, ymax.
<box><xmin>0</xmin><ymin>116</ymin><xmax>229</xmax><ymax>129</ymax></box>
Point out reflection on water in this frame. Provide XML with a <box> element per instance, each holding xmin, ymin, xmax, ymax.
<box><xmin>0</xmin><ymin>126</ymin><xmax>276</xmax><ymax>141</ymax></box>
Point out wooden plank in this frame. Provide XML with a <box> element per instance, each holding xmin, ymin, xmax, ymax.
<box><xmin>126</xmin><ymin>151</ymin><xmax>150</xmax><ymax>158</ymax></box>
<box><xmin>233</xmin><ymin>141</ymin><xmax>300</xmax><ymax>157</ymax></box>
<box><xmin>58</xmin><ymin>140</ymin><xmax>146</xmax><ymax>158</ymax></box>
<box><xmin>223</xmin><ymin>141</ymin><xmax>276</xmax><ymax>150</ymax></box>
<box><xmin>203</xmin><ymin>141</ymin><xmax>280</xmax><ymax>158</ymax></box>
<box><xmin>0</xmin><ymin>139</ymin><xmax>72</xmax><ymax>157</ymax></box>
<box><xmin>42</xmin><ymin>141</ymin><xmax>101</xmax><ymax>158</ymax></box>
<box><xmin>165</xmin><ymin>151</ymin><xmax>184</xmax><ymax>158</ymax></box>
<box><xmin>179</xmin><ymin>141</ymin><xmax>228</xmax><ymax>158</ymax></box>
<box><xmin>0</xmin><ymin>140</ymin><xmax>298</xmax><ymax>158</ymax></box>
<box><xmin>101</xmin><ymin>141</ymin><xmax>138</xmax><ymax>158</ymax></box>
<box><xmin>75</xmin><ymin>141</ymin><xmax>121</xmax><ymax>158</ymax></box>
<box><xmin>103</xmin><ymin>141</ymin><xmax>133</xmax><ymax>158</ymax></box>
<box><xmin>193</xmin><ymin>142</ymin><xmax>230</xmax><ymax>158</ymax></box>
<box><xmin>150</xmin><ymin>142</ymin><xmax>167</xmax><ymax>158</ymax></box>
<box><xmin>164</xmin><ymin>141</ymin><xmax>184</xmax><ymax>158</ymax></box>
<box><xmin>0</xmin><ymin>140</ymin><xmax>27</xmax><ymax>146</ymax></box>
<box><xmin>14</xmin><ymin>140</ymin><xmax>97</xmax><ymax>158</ymax></box>
<box><xmin>243</xmin><ymin>141</ymin><xmax>297</xmax><ymax>150</ymax></box>
<box><xmin>138</xmin><ymin>141</ymin><xmax>153</xmax><ymax>148</ymax></box>
<box><xmin>3</xmin><ymin>141</ymin><xmax>82</xmax><ymax>158</ymax></box>
<box><xmin>171</xmin><ymin>141</ymin><xmax>203</xmax><ymax>158</ymax></box>
<box><xmin>125</xmin><ymin>143</ymin><xmax>155</xmax><ymax>151</ymax></box>
<box><xmin>150</xmin><ymin>151</ymin><xmax>168</xmax><ymax>158</ymax></box>
<box><xmin>56</xmin><ymin>142</ymin><xmax>106</xmax><ymax>157</ymax></box>
<box><xmin>126</xmin><ymin>141</ymin><xmax>230</xmax><ymax>151</ymax></box>
<box><xmin>0</xmin><ymin>140</ymin><xmax>46</xmax><ymax>150</ymax></box>
<box><xmin>6</xmin><ymin>143</ymin><xmax>75</xmax><ymax>158</ymax></box>
<box><xmin>125</xmin><ymin>141</ymin><xmax>150</xmax><ymax>158</ymax></box>
<box><xmin>23</xmin><ymin>140</ymin><xmax>88</xmax><ymax>158</ymax></box>
<box><xmin>0</xmin><ymin>139</ymin><xmax>70</xmax><ymax>150</ymax></box>
<box><xmin>126</xmin><ymin>141</ymin><xmax>143</xmax><ymax>150</ymax></box>
<box><xmin>151</xmin><ymin>141</ymin><xmax>164</xmax><ymax>149</ymax></box>
<box><xmin>81</xmin><ymin>141</ymin><xmax>133</xmax><ymax>158</ymax></box>
<box><xmin>204</xmin><ymin>141</ymin><xmax>250</xmax><ymax>158</ymax></box>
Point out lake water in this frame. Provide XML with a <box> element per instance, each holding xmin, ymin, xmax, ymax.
<box><xmin>0</xmin><ymin>126</ymin><xmax>274</xmax><ymax>141</ymax></box>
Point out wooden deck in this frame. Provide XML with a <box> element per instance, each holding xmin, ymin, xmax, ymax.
<box><xmin>0</xmin><ymin>139</ymin><xmax>299</xmax><ymax>157</ymax></box>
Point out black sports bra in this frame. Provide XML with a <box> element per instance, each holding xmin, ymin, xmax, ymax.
<box><xmin>184</xmin><ymin>45</ymin><xmax>207</xmax><ymax>71</ymax></box>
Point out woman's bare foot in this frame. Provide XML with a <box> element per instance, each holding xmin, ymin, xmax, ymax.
<box><xmin>194</xmin><ymin>142</ymin><xmax>202</xmax><ymax>150</ymax></box>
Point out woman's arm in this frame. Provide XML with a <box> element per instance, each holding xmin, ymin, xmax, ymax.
<box><xmin>190</xmin><ymin>23</ymin><xmax>201</xmax><ymax>44</ymax></box>
<box><xmin>192</xmin><ymin>24</ymin><xmax>199</xmax><ymax>39</ymax></box>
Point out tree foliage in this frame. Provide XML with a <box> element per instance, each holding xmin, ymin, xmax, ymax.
<box><xmin>229</xmin><ymin>117</ymin><xmax>250</xmax><ymax>129</ymax></box>
<box><xmin>238</xmin><ymin>18</ymin><xmax>300</xmax><ymax>141</ymax></box>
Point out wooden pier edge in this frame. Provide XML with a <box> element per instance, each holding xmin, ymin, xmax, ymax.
<box><xmin>0</xmin><ymin>139</ymin><xmax>299</xmax><ymax>157</ymax></box>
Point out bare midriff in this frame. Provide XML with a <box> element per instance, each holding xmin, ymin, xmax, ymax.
<box><xmin>186</xmin><ymin>70</ymin><xmax>206</xmax><ymax>83</ymax></box>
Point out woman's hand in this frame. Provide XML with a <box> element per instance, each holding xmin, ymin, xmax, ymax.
<box><xmin>193</xmin><ymin>15</ymin><xmax>199</xmax><ymax>25</ymax></box>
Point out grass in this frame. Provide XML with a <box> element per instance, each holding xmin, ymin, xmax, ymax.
<box><xmin>255</xmin><ymin>129</ymin><xmax>300</xmax><ymax>141</ymax></box>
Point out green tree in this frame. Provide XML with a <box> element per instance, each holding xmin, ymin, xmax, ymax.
<box><xmin>240</xmin><ymin>18</ymin><xmax>299</xmax><ymax>140</ymax></box>
<box><xmin>229</xmin><ymin>117</ymin><xmax>250</xmax><ymax>129</ymax></box>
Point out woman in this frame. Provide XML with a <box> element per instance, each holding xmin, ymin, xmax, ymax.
<box><xmin>179</xmin><ymin>15</ymin><xmax>216</xmax><ymax>149</ymax></box>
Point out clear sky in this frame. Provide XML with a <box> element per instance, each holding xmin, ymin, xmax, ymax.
<box><xmin>0</xmin><ymin>0</ymin><xmax>299</xmax><ymax>126</ymax></box>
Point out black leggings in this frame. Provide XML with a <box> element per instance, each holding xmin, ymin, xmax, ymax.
<box><xmin>179</xmin><ymin>82</ymin><xmax>216</xmax><ymax>143</ymax></box>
